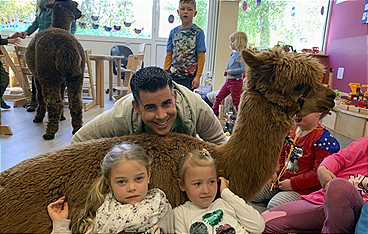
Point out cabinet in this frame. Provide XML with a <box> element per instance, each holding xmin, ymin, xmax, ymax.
<box><xmin>321</xmin><ymin>106</ymin><xmax>368</xmax><ymax>140</ymax></box>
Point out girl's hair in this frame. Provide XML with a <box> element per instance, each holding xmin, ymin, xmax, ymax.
<box><xmin>229</xmin><ymin>31</ymin><xmax>248</xmax><ymax>51</ymax></box>
<box><xmin>71</xmin><ymin>142</ymin><xmax>151</xmax><ymax>233</ymax></box>
<box><xmin>177</xmin><ymin>149</ymin><xmax>216</xmax><ymax>182</ymax></box>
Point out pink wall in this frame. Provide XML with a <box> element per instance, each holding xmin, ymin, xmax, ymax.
<box><xmin>326</xmin><ymin>0</ymin><xmax>368</xmax><ymax>93</ymax></box>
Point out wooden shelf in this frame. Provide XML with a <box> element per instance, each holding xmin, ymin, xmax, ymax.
<box><xmin>322</xmin><ymin>105</ymin><xmax>368</xmax><ymax>140</ymax></box>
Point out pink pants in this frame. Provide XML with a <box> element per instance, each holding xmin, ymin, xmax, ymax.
<box><xmin>212</xmin><ymin>79</ymin><xmax>243</xmax><ymax>114</ymax></box>
<box><xmin>262</xmin><ymin>178</ymin><xmax>364</xmax><ymax>233</ymax></box>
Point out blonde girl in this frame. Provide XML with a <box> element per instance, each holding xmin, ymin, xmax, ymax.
<box><xmin>173</xmin><ymin>149</ymin><xmax>264</xmax><ymax>233</ymax></box>
<box><xmin>47</xmin><ymin>142</ymin><xmax>173</xmax><ymax>233</ymax></box>
<box><xmin>212</xmin><ymin>31</ymin><xmax>248</xmax><ymax>115</ymax></box>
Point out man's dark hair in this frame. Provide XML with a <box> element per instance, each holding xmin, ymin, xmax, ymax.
<box><xmin>130</xmin><ymin>66</ymin><xmax>174</xmax><ymax>103</ymax></box>
<box><xmin>179</xmin><ymin>0</ymin><xmax>196</xmax><ymax>8</ymax></box>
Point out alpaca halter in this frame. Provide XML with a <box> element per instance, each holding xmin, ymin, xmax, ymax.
<box><xmin>250</xmin><ymin>84</ymin><xmax>311</xmax><ymax>117</ymax></box>
<box><xmin>270</xmin><ymin>127</ymin><xmax>302</xmax><ymax>191</ymax></box>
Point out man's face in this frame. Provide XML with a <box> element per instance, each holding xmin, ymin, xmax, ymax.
<box><xmin>133</xmin><ymin>86</ymin><xmax>177</xmax><ymax>136</ymax></box>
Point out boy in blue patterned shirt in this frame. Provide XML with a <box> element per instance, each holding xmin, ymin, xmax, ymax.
<box><xmin>164</xmin><ymin>0</ymin><xmax>206</xmax><ymax>91</ymax></box>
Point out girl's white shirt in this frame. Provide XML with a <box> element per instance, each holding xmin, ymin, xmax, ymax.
<box><xmin>173</xmin><ymin>188</ymin><xmax>265</xmax><ymax>234</ymax></box>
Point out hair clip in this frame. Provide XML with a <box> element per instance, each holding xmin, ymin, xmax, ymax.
<box><xmin>200</xmin><ymin>148</ymin><xmax>211</xmax><ymax>157</ymax></box>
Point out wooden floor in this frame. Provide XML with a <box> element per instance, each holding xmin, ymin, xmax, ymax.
<box><xmin>0</xmin><ymin>98</ymin><xmax>114</xmax><ymax>171</ymax></box>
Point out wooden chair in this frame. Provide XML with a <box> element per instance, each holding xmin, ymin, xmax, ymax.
<box><xmin>138</xmin><ymin>42</ymin><xmax>146</xmax><ymax>55</ymax></box>
<box><xmin>0</xmin><ymin>45</ymin><xmax>31</xmax><ymax>107</ymax></box>
<box><xmin>0</xmin><ymin>111</ymin><xmax>12</xmax><ymax>135</ymax></box>
<box><xmin>13</xmin><ymin>45</ymin><xmax>33</xmax><ymax>107</ymax></box>
<box><xmin>114</xmin><ymin>53</ymin><xmax>144</xmax><ymax>101</ymax></box>
<box><xmin>82</xmin><ymin>49</ymin><xmax>97</xmax><ymax>111</ymax></box>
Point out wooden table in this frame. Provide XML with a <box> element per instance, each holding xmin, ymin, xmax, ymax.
<box><xmin>89</xmin><ymin>54</ymin><xmax>125</xmax><ymax>107</ymax></box>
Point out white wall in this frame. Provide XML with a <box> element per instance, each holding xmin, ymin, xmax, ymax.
<box><xmin>213</xmin><ymin>0</ymin><xmax>239</xmax><ymax>90</ymax></box>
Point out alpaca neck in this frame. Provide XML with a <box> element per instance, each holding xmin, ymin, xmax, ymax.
<box><xmin>217</xmin><ymin>92</ymin><xmax>294</xmax><ymax>200</ymax></box>
<box><xmin>52</xmin><ymin>18</ymin><xmax>72</xmax><ymax>31</ymax></box>
<box><xmin>226</xmin><ymin>93</ymin><xmax>294</xmax><ymax>152</ymax></box>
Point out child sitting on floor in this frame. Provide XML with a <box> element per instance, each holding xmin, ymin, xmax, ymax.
<box><xmin>252</xmin><ymin>111</ymin><xmax>340</xmax><ymax>210</ymax></box>
<box><xmin>262</xmin><ymin>136</ymin><xmax>368</xmax><ymax>233</ymax></box>
<box><xmin>47</xmin><ymin>142</ymin><xmax>173</xmax><ymax>233</ymax></box>
<box><xmin>174</xmin><ymin>148</ymin><xmax>264</xmax><ymax>233</ymax></box>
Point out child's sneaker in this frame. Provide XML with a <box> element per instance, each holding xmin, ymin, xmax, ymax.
<box><xmin>1</xmin><ymin>100</ymin><xmax>11</xmax><ymax>109</ymax></box>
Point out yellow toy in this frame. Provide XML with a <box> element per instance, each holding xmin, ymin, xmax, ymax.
<box><xmin>362</xmin><ymin>84</ymin><xmax>368</xmax><ymax>99</ymax></box>
<box><xmin>348</xmin><ymin>83</ymin><xmax>361</xmax><ymax>96</ymax></box>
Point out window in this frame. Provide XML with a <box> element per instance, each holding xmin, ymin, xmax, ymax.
<box><xmin>237</xmin><ymin>0</ymin><xmax>330</xmax><ymax>52</ymax></box>
<box><xmin>75</xmin><ymin>0</ymin><xmax>153</xmax><ymax>38</ymax></box>
<box><xmin>0</xmin><ymin>0</ymin><xmax>35</xmax><ymax>33</ymax></box>
<box><xmin>1</xmin><ymin>0</ymin><xmax>209</xmax><ymax>40</ymax></box>
<box><xmin>0</xmin><ymin>0</ymin><xmax>154</xmax><ymax>39</ymax></box>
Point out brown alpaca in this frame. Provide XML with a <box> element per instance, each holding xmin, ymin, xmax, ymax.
<box><xmin>0</xmin><ymin>49</ymin><xmax>336</xmax><ymax>233</ymax></box>
<box><xmin>26</xmin><ymin>0</ymin><xmax>85</xmax><ymax>140</ymax></box>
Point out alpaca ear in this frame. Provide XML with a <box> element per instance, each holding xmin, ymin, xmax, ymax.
<box><xmin>241</xmin><ymin>49</ymin><xmax>262</xmax><ymax>70</ymax></box>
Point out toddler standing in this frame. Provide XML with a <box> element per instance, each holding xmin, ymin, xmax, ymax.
<box><xmin>212</xmin><ymin>31</ymin><xmax>247</xmax><ymax>115</ymax></box>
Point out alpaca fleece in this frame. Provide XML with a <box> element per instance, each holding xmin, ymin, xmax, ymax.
<box><xmin>0</xmin><ymin>49</ymin><xmax>336</xmax><ymax>232</ymax></box>
<box><xmin>26</xmin><ymin>0</ymin><xmax>85</xmax><ymax>140</ymax></box>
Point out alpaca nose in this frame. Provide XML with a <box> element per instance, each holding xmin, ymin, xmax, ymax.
<box><xmin>75</xmin><ymin>9</ymin><xmax>82</xmax><ymax>19</ymax></box>
<box><xmin>327</xmin><ymin>90</ymin><xmax>336</xmax><ymax>99</ymax></box>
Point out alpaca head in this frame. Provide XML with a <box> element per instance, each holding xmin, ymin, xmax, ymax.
<box><xmin>47</xmin><ymin>0</ymin><xmax>82</xmax><ymax>30</ymax></box>
<box><xmin>241</xmin><ymin>48</ymin><xmax>335</xmax><ymax>118</ymax></box>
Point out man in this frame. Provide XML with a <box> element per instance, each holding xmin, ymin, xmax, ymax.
<box><xmin>71</xmin><ymin>66</ymin><xmax>226</xmax><ymax>144</ymax></box>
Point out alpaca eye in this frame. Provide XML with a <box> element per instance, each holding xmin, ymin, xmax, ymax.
<box><xmin>294</xmin><ymin>84</ymin><xmax>305</xmax><ymax>92</ymax></box>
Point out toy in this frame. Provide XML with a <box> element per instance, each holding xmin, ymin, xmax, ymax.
<box><xmin>343</xmin><ymin>83</ymin><xmax>368</xmax><ymax>108</ymax></box>
<box><xmin>363</xmin><ymin>84</ymin><xmax>368</xmax><ymax>99</ymax></box>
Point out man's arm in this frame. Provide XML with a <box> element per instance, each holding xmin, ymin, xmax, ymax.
<box><xmin>71</xmin><ymin>109</ymin><xmax>118</xmax><ymax>143</ymax></box>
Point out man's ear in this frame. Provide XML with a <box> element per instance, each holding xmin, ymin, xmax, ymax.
<box><xmin>173</xmin><ymin>89</ymin><xmax>177</xmax><ymax>100</ymax></box>
<box><xmin>132</xmin><ymin>100</ymin><xmax>141</xmax><ymax>114</ymax></box>
<box><xmin>177</xmin><ymin>9</ymin><xmax>180</xmax><ymax>16</ymax></box>
<box><xmin>194</xmin><ymin>10</ymin><xmax>197</xmax><ymax>17</ymax></box>
<box><xmin>178</xmin><ymin>179</ymin><xmax>185</xmax><ymax>191</ymax></box>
